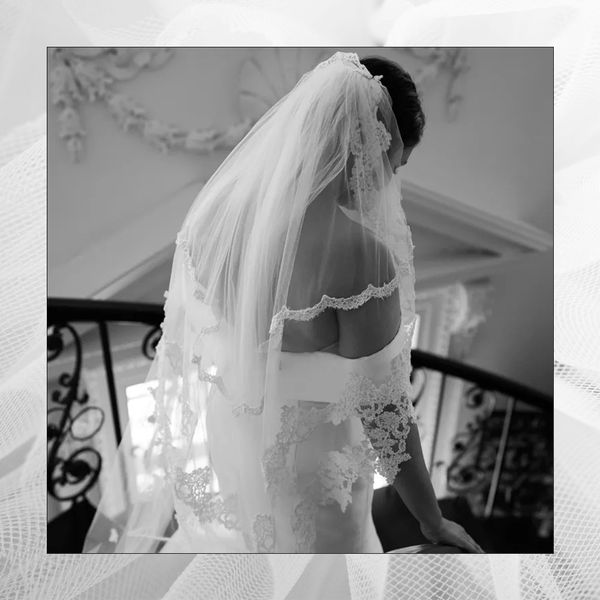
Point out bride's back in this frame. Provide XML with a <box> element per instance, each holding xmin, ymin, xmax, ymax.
<box><xmin>281</xmin><ymin>196</ymin><xmax>390</xmax><ymax>355</ymax></box>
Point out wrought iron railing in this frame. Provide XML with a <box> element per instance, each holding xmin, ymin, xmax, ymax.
<box><xmin>409</xmin><ymin>349</ymin><xmax>553</xmax><ymax>539</ymax></box>
<box><xmin>47</xmin><ymin>299</ymin><xmax>162</xmax><ymax>508</ymax></box>
<box><xmin>47</xmin><ymin>298</ymin><xmax>552</xmax><ymax>551</ymax></box>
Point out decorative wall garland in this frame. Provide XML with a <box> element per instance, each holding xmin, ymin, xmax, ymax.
<box><xmin>49</xmin><ymin>48</ymin><xmax>253</xmax><ymax>162</ymax></box>
<box><xmin>403</xmin><ymin>48</ymin><xmax>470</xmax><ymax>121</ymax></box>
<box><xmin>49</xmin><ymin>47</ymin><xmax>468</xmax><ymax>163</ymax></box>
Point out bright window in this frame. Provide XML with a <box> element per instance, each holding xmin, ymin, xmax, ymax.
<box><xmin>125</xmin><ymin>379</ymin><xmax>160</xmax><ymax>497</ymax></box>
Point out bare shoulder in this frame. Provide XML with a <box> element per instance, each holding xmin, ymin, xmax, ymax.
<box><xmin>330</xmin><ymin>228</ymin><xmax>401</xmax><ymax>358</ymax></box>
<box><xmin>326</xmin><ymin>224</ymin><xmax>396</xmax><ymax>297</ymax></box>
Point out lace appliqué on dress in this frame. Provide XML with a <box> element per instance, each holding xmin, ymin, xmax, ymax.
<box><xmin>346</xmin><ymin>357</ymin><xmax>417</xmax><ymax>484</ymax></box>
<box><xmin>263</xmin><ymin>357</ymin><xmax>416</xmax><ymax>541</ymax></box>
<box><xmin>289</xmin><ymin>438</ymin><xmax>377</xmax><ymax>552</ymax></box>
<box><xmin>173</xmin><ymin>466</ymin><xmax>240</xmax><ymax>531</ymax></box>
<box><xmin>316</xmin><ymin>438</ymin><xmax>378</xmax><ymax>512</ymax></box>
<box><xmin>151</xmin><ymin>328</ymin><xmax>246</xmax><ymax>541</ymax></box>
<box><xmin>291</xmin><ymin>497</ymin><xmax>318</xmax><ymax>553</ymax></box>
<box><xmin>252</xmin><ymin>514</ymin><xmax>276</xmax><ymax>552</ymax></box>
<box><xmin>262</xmin><ymin>403</ymin><xmax>329</xmax><ymax>496</ymax></box>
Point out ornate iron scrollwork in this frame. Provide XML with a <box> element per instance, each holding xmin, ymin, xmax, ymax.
<box><xmin>446</xmin><ymin>385</ymin><xmax>497</xmax><ymax>497</ymax></box>
<box><xmin>49</xmin><ymin>47</ymin><xmax>253</xmax><ymax>162</ymax></box>
<box><xmin>46</xmin><ymin>299</ymin><xmax>553</xmax><ymax>551</ymax></box>
<box><xmin>142</xmin><ymin>324</ymin><xmax>163</xmax><ymax>360</ymax></box>
<box><xmin>409</xmin><ymin>365</ymin><xmax>427</xmax><ymax>408</ymax></box>
<box><xmin>47</xmin><ymin>323</ymin><xmax>104</xmax><ymax>502</ymax></box>
<box><xmin>446</xmin><ymin>383</ymin><xmax>553</xmax><ymax>535</ymax></box>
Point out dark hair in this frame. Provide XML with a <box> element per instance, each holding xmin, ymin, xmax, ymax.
<box><xmin>360</xmin><ymin>56</ymin><xmax>425</xmax><ymax>147</ymax></box>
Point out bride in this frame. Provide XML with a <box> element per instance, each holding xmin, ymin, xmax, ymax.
<box><xmin>83</xmin><ymin>51</ymin><xmax>483</xmax><ymax>555</ymax></box>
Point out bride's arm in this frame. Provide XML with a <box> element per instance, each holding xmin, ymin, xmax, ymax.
<box><xmin>390</xmin><ymin>419</ymin><xmax>443</xmax><ymax>530</ymax></box>
<box><xmin>336</xmin><ymin>288</ymin><xmax>442</xmax><ymax>534</ymax></box>
<box><xmin>336</xmin><ymin>283</ymin><xmax>485</xmax><ymax>553</ymax></box>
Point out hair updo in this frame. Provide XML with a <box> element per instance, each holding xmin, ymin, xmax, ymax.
<box><xmin>360</xmin><ymin>56</ymin><xmax>425</xmax><ymax>148</ymax></box>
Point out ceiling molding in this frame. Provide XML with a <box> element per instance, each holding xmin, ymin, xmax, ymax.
<box><xmin>400</xmin><ymin>179</ymin><xmax>552</xmax><ymax>290</ymax></box>
<box><xmin>402</xmin><ymin>179</ymin><xmax>552</xmax><ymax>254</ymax></box>
<box><xmin>50</xmin><ymin>178</ymin><xmax>552</xmax><ymax>304</ymax></box>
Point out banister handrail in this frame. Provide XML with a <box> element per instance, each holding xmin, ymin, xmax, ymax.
<box><xmin>48</xmin><ymin>297</ymin><xmax>164</xmax><ymax>326</ymax></box>
<box><xmin>48</xmin><ymin>297</ymin><xmax>552</xmax><ymax>411</ymax></box>
<box><xmin>411</xmin><ymin>349</ymin><xmax>552</xmax><ymax>411</ymax></box>
<box><xmin>47</xmin><ymin>297</ymin><xmax>552</xmax><ymax>547</ymax></box>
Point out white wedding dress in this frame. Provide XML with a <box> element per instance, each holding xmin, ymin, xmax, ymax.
<box><xmin>84</xmin><ymin>52</ymin><xmax>419</xmax><ymax>556</ymax></box>
<box><xmin>160</xmin><ymin>295</ymin><xmax>415</xmax><ymax>553</ymax></box>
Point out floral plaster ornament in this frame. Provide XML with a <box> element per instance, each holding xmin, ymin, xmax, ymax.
<box><xmin>49</xmin><ymin>47</ymin><xmax>253</xmax><ymax>162</ymax></box>
<box><xmin>404</xmin><ymin>48</ymin><xmax>470</xmax><ymax>121</ymax></box>
<box><xmin>57</xmin><ymin>107</ymin><xmax>86</xmax><ymax>162</ymax></box>
<box><xmin>238</xmin><ymin>48</ymin><xmax>330</xmax><ymax>122</ymax></box>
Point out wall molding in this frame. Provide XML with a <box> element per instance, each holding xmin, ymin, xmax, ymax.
<box><xmin>50</xmin><ymin>47</ymin><xmax>551</xmax><ymax>307</ymax></box>
<box><xmin>402</xmin><ymin>179</ymin><xmax>553</xmax><ymax>290</ymax></box>
<box><xmin>403</xmin><ymin>180</ymin><xmax>552</xmax><ymax>253</ymax></box>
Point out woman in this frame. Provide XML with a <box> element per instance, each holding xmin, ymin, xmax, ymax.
<box><xmin>84</xmin><ymin>51</ymin><xmax>484</xmax><ymax>555</ymax></box>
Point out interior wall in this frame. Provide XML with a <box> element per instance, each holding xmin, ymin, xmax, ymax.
<box><xmin>48</xmin><ymin>47</ymin><xmax>553</xmax><ymax>394</ymax></box>
<box><xmin>48</xmin><ymin>47</ymin><xmax>552</xmax><ymax>278</ymax></box>
<box><xmin>378</xmin><ymin>46</ymin><xmax>553</xmax><ymax>233</ymax></box>
<box><xmin>466</xmin><ymin>249</ymin><xmax>554</xmax><ymax>395</ymax></box>
<box><xmin>48</xmin><ymin>48</ymin><xmax>242</xmax><ymax>271</ymax></box>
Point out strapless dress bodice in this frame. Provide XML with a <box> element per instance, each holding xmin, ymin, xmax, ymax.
<box><xmin>276</xmin><ymin>323</ymin><xmax>411</xmax><ymax>404</ymax></box>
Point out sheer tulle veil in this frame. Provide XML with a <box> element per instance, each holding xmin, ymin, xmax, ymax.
<box><xmin>83</xmin><ymin>51</ymin><xmax>417</xmax><ymax>553</ymax></box>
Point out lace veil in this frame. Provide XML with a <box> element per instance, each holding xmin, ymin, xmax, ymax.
<box><xmin>83</xmin><ymin>51</ymin><xmax>417</xmax><ymax>553</ymax></box>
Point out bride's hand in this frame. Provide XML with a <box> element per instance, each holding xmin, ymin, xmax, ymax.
<box><xmin>420</xmin><ymin>517</ymin><xmax>485</xmax><ymax>553</ymax></box>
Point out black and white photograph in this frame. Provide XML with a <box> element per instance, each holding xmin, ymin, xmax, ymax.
<box><xmin>1</xmin><ymin>0</ymin><xmax>599</xmax><ymax>597</ymax></box>
<box><xmin>47</xmin><ymin>47</ymin><xmax>553</xmax><ymax>559</ymax></box>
